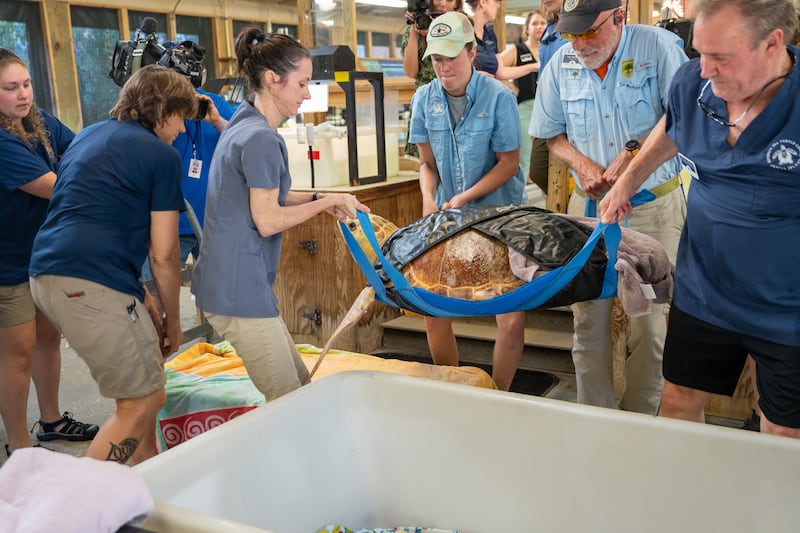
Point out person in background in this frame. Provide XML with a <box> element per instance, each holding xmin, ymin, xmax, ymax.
<box><xmin>600</xmin><ymin>0</ymin><xmax>800</xmax><ymax>437</ymax></box>
<box><xmin>0</xmin><ymin>48</ymin><xmax>98</xmax><ymax>457</ymax></box>
<box><xmin>30</xmin><ymin>65</ymin><xmax>195</xmax><ymax>463</ymax></box>
<box><xmin>141</xmin><ymin>40</ymin><xmax>234</xmax><ymax>283</ymax></box>
<box><xmin>498</xmin><ymin>10</ymin><xmax>547</xmax><ymax>184</ymax></box>
<box><xmin>409</xmin><ymin>12</ymin><xmax>526</xmax><ymax>391</ymax></box>
<box><xmin>530</xmin><ymin>0</ymin><xmax>688</xmax><ymax>414</ymax></box>
<box><xmin>528</xmin><ymin>0</ymin><xmax>569</xmax><ymax>196</ymax></box>
<box><xmin>401</xmin><ymin>0</ymin><xmax>462</xmax><ymax>157</ymax></box>
<box><xmin>191</xmin><ymin>29</ymin><xmax>369</xmax><ymax>402</ymax></box>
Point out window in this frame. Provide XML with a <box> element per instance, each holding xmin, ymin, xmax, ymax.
<box><xmin>70</xmin><ymin>5</ymin><xmax>121</xmax><ymax>126</ymax></box>
<box><xmin>128</xmin><ymin>11</ymin><xmax>168</xmax><ymax>43</ymax></box>
<box><xmin>233</xmin><ymin>20</ymin><xmax>266</xmax><ymax>41</ymax></box>
<box><xmin>357</xmin><ymin>30</ymin><xmax>367</xmax><ymax>57</ymax></box>
<box><xmin>371</xmin><ymin>32</ymin><xmax>391</xmax><ymax>58</ymax></box>
<box><xmin>0</xmin><ymin>1</ymin><xmax>53</xmax><ymax>111</ymax></box>
<box><xmin>394</xmin><ymin>33</ymin><xmax>403</xmax><ymax>58</ymax></box>
<box><xmin>272</xmin><ymin>24</ymin><xmax>298</xmax><ymax>37</ymax></box>
<box><xmin>175</xmin><ymin>15</ymin><xmax>217</xmax><ymax>79</ymax></box>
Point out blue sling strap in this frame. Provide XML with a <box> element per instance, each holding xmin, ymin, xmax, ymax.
<box><xmin>341</xmin><ymin>210</ymin><xmax>621</xmax><ymax>318</ymax></box>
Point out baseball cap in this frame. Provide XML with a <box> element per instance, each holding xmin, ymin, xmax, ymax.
<box><xmin>556</xmin><ymin>0</ymin><xmax>622</xmax><ymax>35</ymax></box>
<box><xmin>422</xmin><ymin>12</ymin><xmax>476</xmax><ymax>60</ymax></box>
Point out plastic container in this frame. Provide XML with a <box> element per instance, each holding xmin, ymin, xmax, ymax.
<box><xmin>137</xmin><ymin>372</ymin><xmax>800</xmax><ymax>533</ymax></box>
<box><xmin>279</xmin><ymin>126</ymin><xmax>399</xmax><ymax>189</ymax></box>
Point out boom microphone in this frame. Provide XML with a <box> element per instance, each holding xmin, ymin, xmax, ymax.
<box><xmin>139</xmin><ymin>17</ymin><xmax>158</xmax><ymax>35</ymax></box>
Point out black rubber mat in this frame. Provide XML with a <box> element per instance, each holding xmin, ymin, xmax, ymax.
<box><xmin>370</xmin><ymin>351</ymin><xmax>558</xmax><ymax>397</ymax></box>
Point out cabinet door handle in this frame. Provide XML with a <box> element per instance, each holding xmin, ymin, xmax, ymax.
<box><xmin>297</xmin><ymin>238</ymin><xmax>317</xmax><ymax>255</ymax></box>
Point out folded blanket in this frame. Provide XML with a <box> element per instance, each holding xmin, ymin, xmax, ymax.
<box><xmin>509</xmin><ymin>215</ymin><xmax>674</xmax><ymax>317</ymax></box>
<box><xmin>157</xmin><ymin>343</ymin><xmax>495</xmax><ymax>450</ymax></box>
<box><xmin>0</xmin><ymin>447</ymin><xmax>153</xmax><ymax>533</ymax></box>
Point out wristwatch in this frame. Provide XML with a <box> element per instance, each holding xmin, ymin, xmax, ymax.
<box><xmin>625</xmin><ymin>140</ymin><xmax>641</xmax><ymax>156</ymax></box>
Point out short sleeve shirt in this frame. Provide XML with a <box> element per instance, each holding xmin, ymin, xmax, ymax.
<box><xmin>409</xmin><ymin>70</ymin><xmax>526</xmax><ymax>207</ymax></box>
<box><xmin>475</xmin><ymin>24</ymin><xmax>500</xmax><ymax>76</ymax></box>
<box><xmin>0</xmin><ymin>110</ymin><xmax>74</xmax><ymax>285</ymax></box>
<box><xmin>173</xmin><ymin>89</ymin><xmax>234</xmax><ymax>235</ymax></box>
<box><xmin>665</xmin><ymin>47</ymin><xmax>800</xmax><ymax>346</ymax></box>
<box><xmin>191</xmin><ymin>102</ymin><xmax>291</xmax><ymax>318</ymax></box>
<box><xmin>530</xmin><ymin>24</ymin><xmax>688</xmax><ymax>193</ymax></box>
<box><xmin>30</xmin><ymin>119</ymin><xmax>184</xmax><ymax>302</ymax></box>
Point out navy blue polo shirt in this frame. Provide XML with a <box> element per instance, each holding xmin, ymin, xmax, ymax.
<box><xmin>30</xmin><ymin>119</ymin><xmax>184</xmax><ymax>301</ymax></box>
<box><xmin>665</xmin><ymin>47</ymin><xmax>800</xmax><ymax>346</ymax></box>
<box><xmin>0</xmin><ymin>110</ymin><xmax>74</xmax><ymax>285</ymax></box>
<box><xmin>475</xmin><ymin>24</ymin><xmax>500</xmax><ymax>76</ymax></box>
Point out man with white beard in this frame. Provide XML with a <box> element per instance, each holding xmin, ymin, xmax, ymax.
<box><xmin>530</xmin><ymin>0</ymin><xmax>688</xmax><ymax>415</ymax></box>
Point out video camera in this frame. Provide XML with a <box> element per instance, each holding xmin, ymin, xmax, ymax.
<box><xmin>406</xmin><ymin>0</ymin><xmax>441</xmax><ymax>31</ymax></box>
<box><xmin>109</xmin><ymin>17</ymin><xmax>207</xmax><ymax>88</ymax></box>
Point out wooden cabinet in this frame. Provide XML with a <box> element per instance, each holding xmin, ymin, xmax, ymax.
<box><xmin>275</xmin><ymin>174</ymin><xmax>422</xmax><ymax>354</ymax></box>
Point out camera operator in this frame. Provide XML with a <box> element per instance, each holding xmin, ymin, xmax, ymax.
<box><xmin>141</xmin><ymin>40</ymin><xmax>234</xmax><ymax>285</ymax></box>
<box><xmin>401</xmin><ymin>0</ymin><xmax>462</xmax><ymax>157</ymax></box>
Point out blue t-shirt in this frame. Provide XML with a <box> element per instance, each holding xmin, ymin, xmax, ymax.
<box><xmin>173</xmin><ymin>89</ymin><xmax>234</xmax><ymax>236</ymax></box>
<box><xmin>30</xmin><ymin>119</ymin><xmax>184</xmax><ymax>302</ymax></box>
<box><xmin>0</xmin><ymin>110</ymin><xmax>73</xmax><ymax>285</ymax></box>
<box><xmin>475</xmin><ymin>24</ymin><xmax>500</xmax><ymax>76</ymax></box>
<box><xmin>665</xmin><ymin>46</ymin><xmax>800</xmax><ymax>346</ymax></box>
<box><xmin>409</xmin><ymin>69</ymin><xmax>526</xmax><ymax>207</ymax></box>
<box><xmin>191</xmin><ymin>102</ymin><xmax>291</xmax><ymax>318</ymax></box>
<box><xmin>538</xmin><ymin>21</ymin><xmax>567</xmax><ymax>69</ymax></box>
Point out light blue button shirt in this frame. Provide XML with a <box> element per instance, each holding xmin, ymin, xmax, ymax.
<box><xmin>410</xmin><ymin>70</ymin><xmax>526</xmax><ymax>207</ymax></box>
<box><xmin>530</xmin><ymin>24</ymin><xmax>688</xmax><ymax>193</ymax></box>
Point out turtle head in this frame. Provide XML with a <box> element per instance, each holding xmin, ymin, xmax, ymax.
<box><xmin>342</xmin><ymin>213</ymin><xmax>398</xmax><ymax>264</ymax></box>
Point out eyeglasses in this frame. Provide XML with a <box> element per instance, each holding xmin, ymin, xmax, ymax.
<box><xmin>561</xmin><ymin>11</ymin><xmax>614</xmax><ymax>42</ymax></box>
<box><xmin>696</xmin><ymin>66</ymin><xmax>792</xmax><ymax>128</ymax></box>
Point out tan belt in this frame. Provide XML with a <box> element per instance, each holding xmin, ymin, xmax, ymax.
<box><xmin>575</xmin><ymin>169</ymin><xmax>688</xmax><ymax>199</ymax></box>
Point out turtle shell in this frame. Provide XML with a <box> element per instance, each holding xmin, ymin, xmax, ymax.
<box><xmin>375</xmin><ymin>205</ymin><xmax>608</xmax><ymax>315</ymax></box>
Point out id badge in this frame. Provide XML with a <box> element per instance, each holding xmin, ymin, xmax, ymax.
<box><xmin>561</xmin><ymin>52</ymin><xmax>582</xmax><ymax>69</ymax></box>
<box><xmin>678</xmin><ymin>152</ymin><xmax>698</xmax><ymax>181</ymax></box>
<box><xmin>188</xmin><ymin>158</ymin><xmax>203</xmax><ymax>179</ymax></box>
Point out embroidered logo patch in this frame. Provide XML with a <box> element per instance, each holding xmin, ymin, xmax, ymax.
<box><xmin>429</xmin><ymin>23</ymin><xmax>452</xmax><ymax>38</ymax></box>
<box><xmin>564</xmin><ymin>0</ymin><xmax>579</xmax><ymax>12</ymax></box>
<box><xmin>766</xmin><ymin>140</ymin><xmax>800</xmax><ymax>171</ymax></box>
<box><xmin>621</xmin><ymin>59</ymin><xmax>634</xmax><ymax>78</ymax></box>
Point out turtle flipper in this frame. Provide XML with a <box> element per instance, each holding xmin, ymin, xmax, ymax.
<box><xmin>306</xmin><ymin>286</ymin><xmax>376</xmax><ymax>382</ymax></box>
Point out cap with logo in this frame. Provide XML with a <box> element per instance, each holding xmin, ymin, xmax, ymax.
<box><xmin>422</xmin><ymin>11</ymin><xmax>476</xmax><ymax>60</ymax></box>
<box><xmin>556</xmin><ymin>0</ymin><xmax>622</xmax><ymax>35</ymax></box>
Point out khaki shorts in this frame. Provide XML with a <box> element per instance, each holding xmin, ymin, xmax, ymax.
<box><xmin>0</xmin><ymin>282</ymin><xmax>37</xmax><ymax>328</ymax></box>
<box><xmin>30</xmin><ymin>275</ymin><xmax>165</xmax><ymax>399</ymax></box>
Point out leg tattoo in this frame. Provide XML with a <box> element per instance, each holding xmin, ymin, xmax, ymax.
<box><xmin>105</xmin><ymin>437</ymin><xmax>139</xmax><ymax>463</ymax></box>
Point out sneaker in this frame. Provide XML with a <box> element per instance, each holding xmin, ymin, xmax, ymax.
<box><xmin>34</xmin><ymin>412</ymin><xmax>99</xmax><ymax>442</ymax></box>
<box><xmin>740</xmin><ymin>409</ymin><xmax>761</xmax><ymax>432</ymax></box>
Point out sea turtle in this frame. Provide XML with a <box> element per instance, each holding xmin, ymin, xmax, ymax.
<box><xmin>306</xmin><ymin>205</ymin><xmax>606</xmax><ymax>379</ymax></box>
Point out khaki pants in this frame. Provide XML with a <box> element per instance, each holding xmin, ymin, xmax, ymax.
<box><xmin>205</xmin><ymin>313</ymin><xmax>309</xmax><ymax>401</ymax></box>
<box><xmin>567</xmin><ymin>188</ymin><xmax>685</xmax><ymax>414</ymax></box>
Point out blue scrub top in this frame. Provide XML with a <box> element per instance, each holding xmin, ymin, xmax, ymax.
<box><xmin>0</xmin><ymin>110</ymin><xmax>74</xmax><ymax>285</ymax></box>
<box><xmin>30</xmin><ymin>119</ymin><xmax>184</xmax><ymax>302</ymax></box>
<box><xmin>665</xmin><ymin>47</ymin><xmax>800</xmax><ymax>346</ymax></box>
<box><xmin>173</xmin><ymin>89</ymin><xmax>234</xmax><ymax>236</ymax></box>
<box><xmin>191</xmin><ymin>102</ymin><xmax>291</xmax><ymax>318</ymax></box>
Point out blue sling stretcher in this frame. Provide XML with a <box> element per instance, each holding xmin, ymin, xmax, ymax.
<box><xmin>340</xmin><ymin>209</ymin><xmax>623</xmax><ymax>318</ymax></box>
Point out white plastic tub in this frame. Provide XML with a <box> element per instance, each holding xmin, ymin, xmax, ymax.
<box><xmin>137</xmin><ymin>372</ymin><xmax>800</xmax><ymax>533</ymax></box>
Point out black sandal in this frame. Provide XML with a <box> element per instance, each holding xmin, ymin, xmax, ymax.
<box><xmin>33</xmin><ymin>412</ymin><xmax>100</xmax><ymax>442</ymax></box>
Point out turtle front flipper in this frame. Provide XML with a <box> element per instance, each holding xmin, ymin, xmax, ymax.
<box><xmin>305</xmin><ymin>286</ymin><xmax>376</xmax><ymax>382</ymax></box>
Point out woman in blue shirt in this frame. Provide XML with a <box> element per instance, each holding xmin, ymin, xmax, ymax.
<box><xmin>192</xmin><ymin>29</ymin><xmax>368</xmax><ymax>402</ymax></box>
<box><xmin>409</xmin><ymin>12</ymin><xmax>526</xmax><ymax>391</ymax></box>
<box><xmin>30</xmin><ymin>65</ymin><xmax>196</xmax><ymax>463</ymax></box>
<box><xmin>0</xmin><ymin>48</ymin><xmax>98</xmax><ymax>456</ymax></box>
